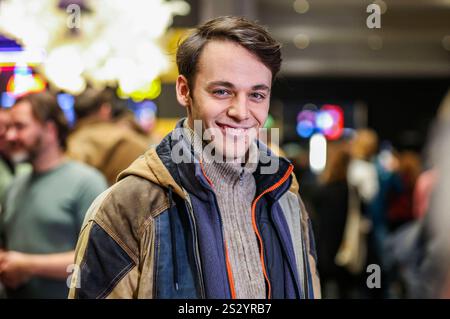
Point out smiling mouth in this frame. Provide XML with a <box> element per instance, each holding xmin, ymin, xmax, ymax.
<box><xmin>216</xmin><ymin>122</ymin><xmax>252</xmax><ymax>136</ymax></box>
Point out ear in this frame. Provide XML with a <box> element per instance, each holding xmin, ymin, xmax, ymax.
<box><xmin>176</xmin><ymin>75</ymin><xmax>191</xmax><ymax>108</ymax></box>
<box><xmin>45</xmin><ymin>121</ymin><xmax>59</xmax><ymax>144</ymax></box>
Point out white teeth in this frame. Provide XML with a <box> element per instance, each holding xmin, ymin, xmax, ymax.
<box><xmin>224</xmin><ymin>127</ymin><xmax>247</xmax><ymax>135</ymax></box>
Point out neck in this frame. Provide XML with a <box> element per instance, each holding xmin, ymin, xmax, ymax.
<box><xmin>32</xmin><ymin>145</ymin><xmax>65</xmax><ymax>173</ymax></box>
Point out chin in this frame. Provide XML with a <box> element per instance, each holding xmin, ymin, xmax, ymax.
<box><xmin>10</xmin><ymin>151</ymin><xmax>29</xmax><ymax>164</ymax></box>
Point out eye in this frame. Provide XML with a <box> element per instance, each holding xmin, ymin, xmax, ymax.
<box><xmin>15</xmin><ymin>123</ymin><xmax>25</xmax><ymax>130</ymax></box>
<box><xmin>212</xmin><ymin>89</ymin><xmax>231</xmax><ymax>97</ymax></box>
<box><xmin>250</xmin><ymin>92</ymin><xmax>266</xmax><ymax>101</ymax></box>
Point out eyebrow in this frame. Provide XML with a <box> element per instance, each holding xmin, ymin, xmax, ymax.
<box><xmin>206</xmin><ymin>81</ymin><xmax>270</xmax><ymax>92</ymax></box>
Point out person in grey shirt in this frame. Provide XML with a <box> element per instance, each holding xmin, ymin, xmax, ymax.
<box><xmin>0</xmin><ymin>92</ymin><xmax>107</xmax><ymax>298</ymax></box>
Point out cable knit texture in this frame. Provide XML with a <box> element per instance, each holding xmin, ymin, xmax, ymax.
<box><xmin>182</xmin><ymin>120</ymin><xmax>266</xmax><ymax>298</ymax></box>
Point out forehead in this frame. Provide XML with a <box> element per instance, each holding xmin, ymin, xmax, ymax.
<box><xmin>11</xmin><ymin>101</ymin><xmax>35</xmax><ymax>121</ymax></box>
<box><xmin>195</xmin><ymin>40</ymin><xmax>272</xmax><ymax>88</ymax></box>
<box><xmin>0</xmin><ymin>110</ymin><xmax>10</xmax><ymax>121</ymax></box>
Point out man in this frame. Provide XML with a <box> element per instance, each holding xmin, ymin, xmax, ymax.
<box><xmin>0</xmin><ymin>92</ymin><xmax>107</xmax><ymax>298</ymax></box>
<box><xmin>0</xmin><ymin>107</ymin><xmax>13</xmax><ymax>299</ymax></box>
<box><xmin>66</xmin><ymin>88</ymin><xmax>149</xmax><ymax>185</ymax></box>
<box><xmin>0</xmin><ymin>108</ymin><xmax>15</xmax><ymax>201</ymax></box>
<box><xmin>0</xmin><ymin>108</ymin><xmax>31</xmax><ymax>202</ymax></box>
<box><xmin>69</xmin><ymin>16</ymin><xmax>320</xmax><ymax>299</ymax></box>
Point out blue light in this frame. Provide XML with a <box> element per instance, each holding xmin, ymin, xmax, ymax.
<box><xmin>57</xmin><ymin>93</ymin><xmax>74</xmax><ymax>111</ymax></box>
<box><xmin>14</xmin><ymin>65</ymin><xmax>32</xmax><ymax>76</ymax></box>
<box><xmin>296</xmin><ymin>120</ymin><xmax>314</xmax><ymax>138</ymax></box>
<box><xmin>57</xmin><ymin>93</ymin><xmax>76</xmax><ymax>127</ymax></box>
<box><xmin>1</xmin><ymin>92</ymin><xmax>15</xmax><ymax>108</ymax></box>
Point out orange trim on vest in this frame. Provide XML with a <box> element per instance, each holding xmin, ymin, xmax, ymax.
<box><xmin>199</xmin><ymin>161</ymin><xmax>214</xmax><ymax>188</ymax></box>
<box><xmin>251</xmin><ymin>164</ymin><xmax>294</xmax><ymax>299</ymax></box>
<box><xmin>200</xmin><ymin>159</ymin><xmax>294</xmax><ymax>299</ymax></box>
<box><xmin>224</xmin><ymin>242</ymin><xmax>237</xmax><ymax>299</ymax></box>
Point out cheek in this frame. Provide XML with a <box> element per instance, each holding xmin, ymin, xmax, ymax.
<box><xmin>19</xmin><ymin>132</ymin><xmax>31</xmax><ymax>144</ymax></box>
<box><xmin>22</xmin><ymin>128</ymin><xmax>38</xmax><ymax>143</ymax></box>
<box><xmin>251</xmin><ymin>104</ymin><xmax>270</xmax><ymax>126</ymax></box>
<box><xmin>194</xmin><ymin>98</ymin><xmax>227</xmax><ymax>122</ymax></box>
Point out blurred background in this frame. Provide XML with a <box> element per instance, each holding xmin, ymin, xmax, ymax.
<box><xmin>0</xmin><ymin>0</ymin><xmax>449</xmax><ymax>299</ymax></box>
<box><xmin>1</xmin><ymin>0</ymin><xmax>449</xmax><ymax>148</ymax></box>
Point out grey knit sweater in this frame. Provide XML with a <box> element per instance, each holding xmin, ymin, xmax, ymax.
<box><xmin>182</xmin><ymin>121</ymin><xmax>266</xmax><ymax>298</ymax></box>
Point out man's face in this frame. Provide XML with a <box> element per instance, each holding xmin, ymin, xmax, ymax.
<box><xmin>0</xmin><ymin>109</ymin><xmax>11</xmax><ymax>155</ymax></box>
<box><xmin>6</xmin><ymin>101</ymin><xmax>46</xmax><ymax>163</ymax></box>
<box><xmin>177</xmin><ymin>40</ymin><xmax>272</xmax><ymax>160</ymax></box>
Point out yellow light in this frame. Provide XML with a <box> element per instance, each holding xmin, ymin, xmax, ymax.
<box><xmin>6</xmin><ymin>72</ymin><xmax>46</xmax><ymax>96</ymax></box>
<box><xmin>116</xmin><ymin>86</ymin><xmax>128</xmax><ymax>100</ymax></box>
<box><xmin>146</xmin><ymin>78</ymin><xmax>162</xmax><ymax>100</ymax></box>
<box><xmin>118</xmin><ymin>78</ymin><xmax>162</xmax><ymax>102</ymax></box>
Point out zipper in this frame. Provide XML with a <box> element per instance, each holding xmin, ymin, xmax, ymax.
<box><xmin>251</xmin><ymin>164</ymin><xmax>294</xmax><ymax>299</ymax></box>
<box><xmin>215</xmin><ymin>198</ymin><xmax>236</xmax><ymax>299</ymax></box>
<box><xmin>224</xmin><ymin>242</ymin><xmax>237</xmax><ymax>299</ymax></box>
<box><xmin>182</xmin><ymin>189</ymin><xmax>206</xmax><ymax>298</ymax></box>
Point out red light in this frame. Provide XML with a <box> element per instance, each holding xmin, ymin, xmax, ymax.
<box><xmin>321</xmin><ymin>104</ymin><xmax>344</xmax><ymax>140</ymax></box>
<box><xmin>6</xmin><ymin>72</ymin><xmax>46</xmax><ymax>97</ymax></box>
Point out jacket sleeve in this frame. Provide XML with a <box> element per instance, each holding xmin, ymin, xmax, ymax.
<box><xmin>68</xmin><ymin>183</ymin><xmax>157</xmax><ymax>299</ymax></box>
<box><xmin>290</xmin><ymin>173</ymin><xmax>322</xmax><ymax>299</ymax></box>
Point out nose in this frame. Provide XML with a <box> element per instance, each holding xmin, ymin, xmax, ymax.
<box><xmin>6</xmin><ymin>126</ymin><xmax>17</xmax><ymax>142</ymax></box>
<box><xmin>227</xmin><ymin>94</ymin><xmax>249</xmax><ymax>122</ymax></box>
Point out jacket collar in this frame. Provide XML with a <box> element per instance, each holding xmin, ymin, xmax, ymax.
<box><xmin>156</xmin><ymin>119</ymin><xmax>293</xmax><ymax>201</ymax></box>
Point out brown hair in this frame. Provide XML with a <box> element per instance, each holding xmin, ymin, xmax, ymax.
<box><xmin>320</xmin><ymin>142</ymin><xmax>350</xmax><ymax>184</ymax></box>
<box><xmin>14</xmin><ymin>91</ymin><xmax>69</xmax><ymax>150</ymax></box>
<box><xmin>351</xmin><ymin>129</ymin><xmax>379</xmax><ymax>160</ymax></box>
<box><xmin>399</xmin><ymin>151</ymin><xmax>422</xmax><ymax>185</ymax></box>
<box><xmin>176</xmin><ymin>16</ymin><xmax>282</xmax><ymax>88</ymax></box>
<box><xmin>74</xmin><ymin>88</ymin><xmax>113</xmax><ymax>119</ymax></box>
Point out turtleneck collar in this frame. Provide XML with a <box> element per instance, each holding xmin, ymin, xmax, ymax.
<box><xmin>181</xmin><ymin>119</ymin><xmax>259</xmax><ymax>185</ymax></box>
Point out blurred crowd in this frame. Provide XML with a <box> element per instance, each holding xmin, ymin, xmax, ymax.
<box><xmin>288</xmin><ymin>90</ymin><xmax>450</xmax><ymax>299</ymax></box>
<box><xmin>0</xmin><ymin>89</ymin><xmax>153</xmax><ymax>298</ymax></box>
<box><xmin>0</xmin><ymin>88</ymin><xmax>449</xmax><ymax>299</ymax></box>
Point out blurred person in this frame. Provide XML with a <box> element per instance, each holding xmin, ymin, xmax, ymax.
<box><xmin>111</xmin><ymin>102</ymin><xmax>161</xmax><ymax>147</ymax></box>
<box><xmin>413</xmin><ymin>88</ymin><xmax>450</xmax><ymax>298</ymax></box>
<box><xmin>347</xmin><ymin>129</ymin><xmax>379</xmax><ymax>204</ymax></box>
<box><xmin>0</xmin><ymin>108</ymin><xmax>31</xmax><ymax>202</ymax></box>
<box><xmin>0</xmin><ymin>107</ymin><xmax>12</xmax><ymax>299</ymax></box>
<box><xmin>69</xmin><ymin>16</ymin><xmax>320</xmax><ymax>299</ymax></box>
<box><xmin>284</xmin><ymin>143</ymin><xmax>317</xmax><ymax>215</ymax></box>
<box><xmin>414</xmin><ymin>135</ymin><xmax>450</xmax><ymax>298</ymax></box>
<box><xmin>413</xmin><ymin>89</ymin><xmax>450</xmax><ymax>220</ymax></box>
<box><xmin>370</xmin><ymin>146</ymin><xmax>403</xmax><ymax>246</ymax></box>
<box><xmin>413</xmin><ymin>168</ymin><xmax>437</xmax><ymax>219</ymax></box>
<box><xmin>66</xmin><ymin>88</ymin><xmax>148</xmax><ymax>185</ymax></box>
<box><xmin>114</xmin><ymin>109</ymin><xmax>148</xmax><ymax>137</ymax></box>
<box><xmin>0</xmin><ymin>107</ymin><xmax>32</xmax><ymax>298</ymax></box>
<box><xmin>0</xmin><ymin>108</ymin><xmax>14</xmax><ymax>201</ymax></box>
<box><xmin>347</xmin><ymin>129</ymin><xmax>385</xmax><ymax>298</ymax></box>
<box><xmin>387</xmin><ymin>151</ymin><xmax>422</xmax><ymax>229</ymax></box>
<box><xmin>384</xmin><ymin>88</ymin><xmax>450</xmax><ymax>299</ymax></box>
<box><xmin>0</xmin><ymin>92</ymin><xmax>107</xmax><ymax>298</ymax></box>
<box><xmin>369</xmin><ymin>145</ymin><xmax>405</xmax><ymax>298</ymax></box>
<box><xmin>105</xmin><ymin>86</ymin><xmax>153</xmax><ymax>139</ymax></box>
<box><xmin>312</xmin><ymin>142</ymin><xmax>354</xmax><ymax>298</ymax></box>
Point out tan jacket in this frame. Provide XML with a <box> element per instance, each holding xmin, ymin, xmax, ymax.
<box><xmin>68</xmin><ymin>134</ymin><xmax>321</xmax><ymax>299</ymax></box>
<box><xmin>66</xmin><ymin>118</ymin><xmax>148</xmax><ymax>185</ymax></box>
